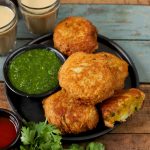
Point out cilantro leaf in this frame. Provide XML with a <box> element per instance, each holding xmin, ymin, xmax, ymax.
<box><xmin>20</xmin><ymin>121</ymin><xmax>62</xmax><ymax>150</ymax></box>
<box><xmin>68</xmin><ymin>144</ymin><xmax>84</xmax><ymax>150</ymax></box>
<box><xmin>21</xmin><ymin>127</ymin><xmax>36</xmax><ymax>145</ymax></box>
<box><xmin>86</xmin><ymin>142</ymin><xmax>105</xmax><ymax>150</ymax></box>
<box><xmin>20</xmin><ymin>120</ymin><xmax>105</xmax><ymax>150</ymax></box>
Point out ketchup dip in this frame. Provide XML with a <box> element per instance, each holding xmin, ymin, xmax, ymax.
<box><xmin>0</xmin><ymin>109</ymin><xmax>21</xmax><ymax>149</ymax></box>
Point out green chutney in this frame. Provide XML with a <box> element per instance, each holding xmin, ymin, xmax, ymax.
<box><xmin>8</xmin><ymin>49</ymin><xmax>62</xmax><ymax>94</ymax></box>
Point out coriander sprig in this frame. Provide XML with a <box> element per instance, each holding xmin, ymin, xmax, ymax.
<box><xmin>20</xmin><ymin>121</ymin><xmax>105</xmax><ymax>150</ymax></box>
<box><xmin>20</xmin><ymin>121</ymin><xmax>62</xmax><ymax>150</ymax></box>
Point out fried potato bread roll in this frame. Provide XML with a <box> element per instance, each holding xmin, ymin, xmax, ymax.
<box><xmin>59</xmin><ymin>52</ymin><xmax>115</xmax><ymax>105</ymax></box>
<box><xmin>101</xmin><ymin>88</ymin><xmax>145</xmax><ymax>128</ymax></box>
<box><xmin>97</xmin><ymin>52</ymin><xmax>128</xmax><ymax>90</ymax></box>
<box><xmin>53</xmin><ymin>16</ymin><xmax>98</xmax><ymax>56</ymax></box>
<box><xmin>42</xmin><ymin>90</ymin><xmax>99</xmax><ymax>134</ymax></box>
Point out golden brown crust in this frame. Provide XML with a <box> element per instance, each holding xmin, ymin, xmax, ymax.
<box><xmin>53</xmin><ymin>16</ymin><xmax>98</xmax><ymax>56</ymax></box>
<box><xmin>96</xmin><ymin>52</ymin><xmax>128</xmax><ymax>90</ymax></box>
<box><xmin>42</xmin><ymin>90</ymin><xmax>99</xmax><ymax>134</ymax></box>
<box><xmin>101</xmin><ymin>88</ymin><xmax>145</xmax><ymax>128</ymax></box>
<box><xmin>59</xmin><ymin>52</ymin><xmax>115</xmax><ymax>105</ymax></box>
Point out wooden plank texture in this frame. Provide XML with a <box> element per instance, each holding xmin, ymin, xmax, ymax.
<box><xmin>69</xmin><ymin>134</ymin><xmax>150</xmax><ymax>150</ymax></box>
<box><xmin>61</xmin><ymin>0</ymin><xmax>150</xmax><ymax>5</ymax></box>
<box><xmin>0</xmin><ymin>83</ymin><xmax>11</xmax><ymax>110</ymax></box>
<box><xmin>17</xmin><ymin>5</ymin><xmax>150</xmax><ymax>40</ymax></box>
<box><xmin>11</xmin><ymin>0</ymin><xmax>150</xmax><ymax>5</ymax></box>
<box><xmin>116</xmin><ymin>41</ymin><xmax>150</xmax><ymax>82</ymax></box>
<box><xmin>95</xmin><ymin>134</ymin><xmax>150</xmax><ymax>150</ymax></box>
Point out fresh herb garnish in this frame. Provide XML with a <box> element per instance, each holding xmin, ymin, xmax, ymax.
<box><xmin>20</xmin><ymin>120</ymin><xmax>62</xmax><ymax>150</ymax></box>
<box><xmin>20</xmin><ymin>121</ymin><xmax>105</xmax><ymax>150</ymax></box>
<box><xmin>67</xmin><ymin>144</ymin><xmax>84</xmax><ymax>150</ymax></box>
<box><xmin>86</xmin><ymin>142</ymin><xmax>105</xmax><ymax>150</ymax></box>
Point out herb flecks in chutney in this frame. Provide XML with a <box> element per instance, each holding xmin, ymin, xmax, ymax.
<box><xmin>8</xmin><ymin>49</ymin><xmax>62</xmax><ymax>94</ymax></box>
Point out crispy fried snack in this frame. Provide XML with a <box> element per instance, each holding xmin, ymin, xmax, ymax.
<box><xmin>42</xmin><ymin>90</ymin><xmax>99</xmax><ymax>134</ymax></box>
<box><xmin>53</xmin><ymin>16</ymin><xmax>98</xmax><ymax>56</ymax></box>
<box><xmin>97</xmin><ymin>52</ymin><xmax>128</xmax><ymax>90</ymax></box>
<box><xmin>59</xmin><ymin>52</ymin><xmax>115</xmax><ymax>105</ymax></box>
<box><xmin>101</xmin><ymin>88</ymin><xmax>145</xmax><ymax>128</ymax></box>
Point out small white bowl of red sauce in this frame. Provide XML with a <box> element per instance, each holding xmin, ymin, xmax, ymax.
<box><xmin>0</xmin><ymin>108</ymin><xmax>22</xmax><ymax>149</ymax></box>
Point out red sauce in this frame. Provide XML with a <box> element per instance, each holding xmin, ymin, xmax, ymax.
<box><xmin>0</xmin><ymin>117</ymin><xmax>17</xmax><ymax>148</ymax></box>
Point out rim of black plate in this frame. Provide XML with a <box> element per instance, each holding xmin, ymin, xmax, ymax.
<box><xmin>5</xmin><ymin>33</ymin><xmax>139</xmax><ymax>141</ymax></box>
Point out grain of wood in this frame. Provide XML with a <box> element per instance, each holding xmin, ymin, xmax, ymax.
<box><xmin>95</xmin><ymin>134</ymin><xmax>150</xmax><ymax>150</ymax></box>
<box><xmin>0</xmin><ymin>83</ymin><xmax>11</xmax><ymax>110</ymax></box>
<box><xmin>116</xmin><ymin>41</ymin><xmax>150</xmax><ymax>83</ymax></box>
<box><xmin>11</xmin><ymin>0</ymin><xmax>150</xmax><ymax>5</ymax></box>
<box><xmin>61</xmin><ymin>0</ymin><xmax>150</xmax><ymax>5</ymax></box>
<box><xmin>18</xmin><ymin>5</ymin><xmax>150</xmax><ymax>40</ymax></box>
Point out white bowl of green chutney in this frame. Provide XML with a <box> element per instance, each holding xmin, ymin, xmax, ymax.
<box><xmin>3</xmin><ymin>44</ymin><xmax>66</xmax><ymax>98</ymax></box>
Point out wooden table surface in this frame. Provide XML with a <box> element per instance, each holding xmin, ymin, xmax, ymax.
<box><xmin>61</xmin><ymin>0</ymin><xmax>150</xmax><ymax>5</ymax></box>
<box><xmin>0</xmin><ymin>1</ymin><xmax>150</xmax><ymax>150</ymax></box>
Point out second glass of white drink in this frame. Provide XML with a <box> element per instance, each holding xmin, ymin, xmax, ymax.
<box><xmin>17</xmin><ymin>0</ymin><xmax>60</xmax><ymax>35</ymax></box>
<box><xmin>0</xmin><ymin>0</ymin><xmax>17</xmax><ymax>55</ymax></box>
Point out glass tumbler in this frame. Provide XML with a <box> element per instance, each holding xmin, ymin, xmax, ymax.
<box><xmin>0</xmin><ymin>0</ymin><xmax>17</xmax><ymax>55</ymax></box>
<box><xmin>18</xmin><ymin>0</ymin><xmax>60</xmax><ymax>35</ymax></box>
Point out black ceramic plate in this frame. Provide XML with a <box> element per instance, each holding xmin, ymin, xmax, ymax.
<box><xmin>6</xmin><ymin>33</ymin><xmax>139</xmax><ymax>141</ymax></box>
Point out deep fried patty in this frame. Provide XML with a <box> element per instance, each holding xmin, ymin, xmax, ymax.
<box><xmin>53</xmin><ymin>16</ymin><xmax>98</xmax><ymax>56</ymax></box>
<box><xmin>97</xmin><ymin>52</ymin><xmax>128</xmax><ymax>90</ymax></box>
<box><xmin>100</xmin><ymin>88</ymin><xmax>145</xmax><ymax>128</ymax></box>
<box><xmin>42</xmin><ymin>90</ymin><xmax>99</xmax><ymax>134</ymax></box>
<box><xmin>59</xmin><ymin>52</ymin><xmax>115</xmax><ymax>105</ymax></box>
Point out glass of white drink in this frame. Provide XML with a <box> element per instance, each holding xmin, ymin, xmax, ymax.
<box><xmin>18</xmin><ymin>0</ymin><xmax>60</xmax><ymax>35</ymax></box>
<box><xmin>0</xmin><ymin>0</ymin><xmax>17</xmax><ymax>55</ymax></box>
